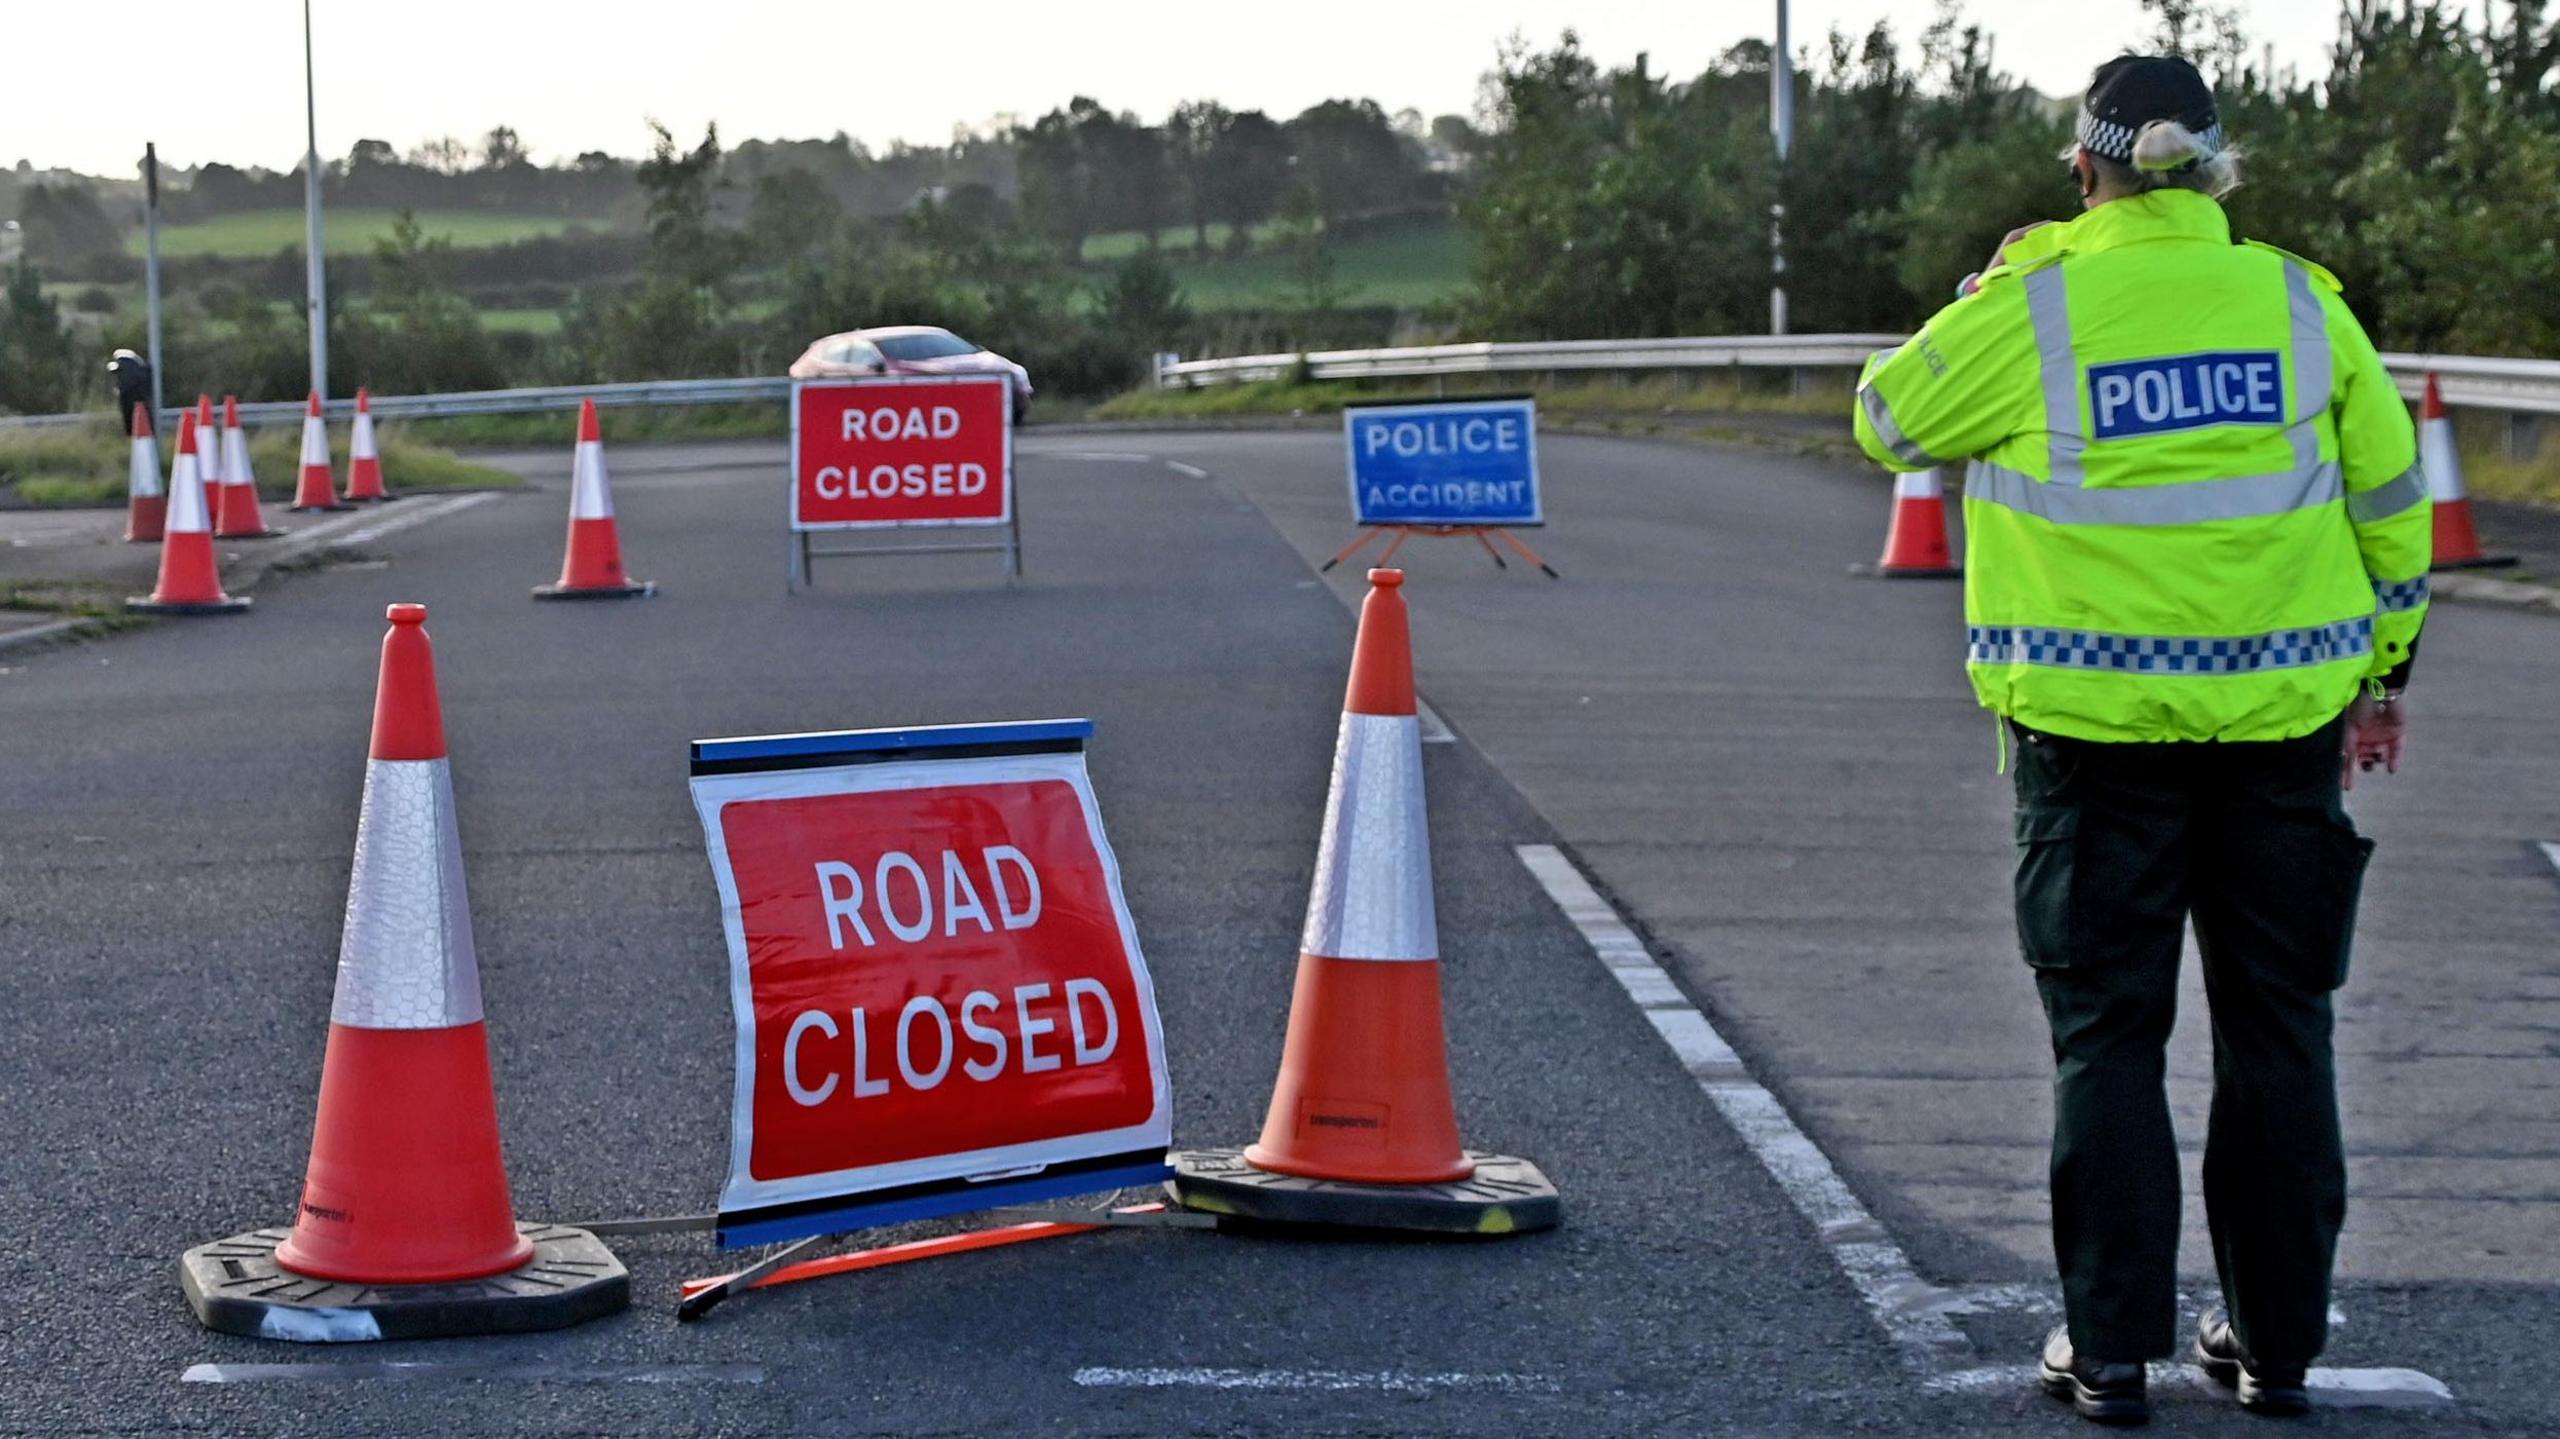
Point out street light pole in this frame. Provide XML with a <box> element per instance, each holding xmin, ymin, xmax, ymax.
<box><xmin>302</xmin><ymin>0</ymin><xmax>329</xmax><ymax>400</ymax></box>
<box><xmin>143</xmin><ymin>143</ymin><xmax>166</xmax><ymax>419</ymax></box>
<box><xmin>1770</xmin><ymin>0</ymin><xmax>1792</xmax><ymax>336</ymax></box>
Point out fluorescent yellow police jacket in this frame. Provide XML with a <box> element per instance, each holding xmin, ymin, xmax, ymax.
<box><xmin>1854</xmin><ymin>189</ymin><xmax>2431</xmax><ymax>742</ymax></box>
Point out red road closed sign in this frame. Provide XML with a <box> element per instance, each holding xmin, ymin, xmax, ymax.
<box><xmin>690</xmin><ymin>720</ymin><xmax>1171</xmax><ymax>1247</ymax></box>
<box><xmin>791</xmin><ymin>376</ymin><xmax>1012</xmax><ymax>530</ymax></box>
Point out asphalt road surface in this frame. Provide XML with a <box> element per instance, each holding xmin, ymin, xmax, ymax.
<box><xmin>0</xmin><ymin>428</ymin><xmax>2550</xmax><ymax>1436</ymax></box>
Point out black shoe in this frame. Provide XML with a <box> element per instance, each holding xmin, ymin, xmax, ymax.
<box><xmin>2195</xmin><ymin>1308</ymin><xmax>2312</xmax><ymax>1417</ymax></box>
<box><xmin>2040</xmin><ymin>1326</ymin><xmax>2150</xmax><ymax>1426</ymax></box>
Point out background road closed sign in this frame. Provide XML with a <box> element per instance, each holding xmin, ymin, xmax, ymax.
<box><xmin>792</xmin><ymin>376</ymin><xmax>1012</xmax><ymax>530</ymax></box>
<box><xmin>1344</xmin><ymin>396</ymin><xmax>1541</xmax><ymax>528</ymax></box>
<box><xmin>689</xmin><ymin>720</ymin><xmax>1172</xmax><ymax>1248</ymax></box>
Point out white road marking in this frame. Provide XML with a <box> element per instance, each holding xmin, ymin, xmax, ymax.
<box><xmin>1416</xmin><ymin>698</ymin><xmax>1456</xmax><ymax>744</ymax></box>
<box><xmin>1924</xmin><ymin>1363</ymin><xmax>2451</xmax><ymax>1411</ymax></box>
<box><xmin>1071</xmin><ymin>1366</ymin><xmax>1553</xmax><ymax>1395</ymax></box>
<box><xmin>1166</xmin><ymin>461</ymin><xmax>1210</xmax><ymax>479</ymax></box>
<box><xmin>2539</xmin><ymin>840</ymin><xmax>2560</xmax><ymax>882</ymax></box>
<box><xmin>181</xmin><ymin>1362</ymin><xmax>764</xmax><ymax>1385</ymax></box>
<box><xmin>1522</xmin><ymin>843</ymin><xmax>2449</xmax><ymax>1400</ymax></box>
<box><xmin>321</xmin><ymin>491</ymin><xmax>501</xmax><ymax>547</ymax></box>
<box><xmin>1516</xmin><ymin>844</ymin><xmax>1971</xmax><ymax>1371</ymax></box>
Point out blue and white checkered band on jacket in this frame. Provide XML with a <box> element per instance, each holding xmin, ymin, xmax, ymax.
<box><xmin>2077</xmin><ymin>110</ymin><xmax>2226</xmax><ymax>166</ymax></box>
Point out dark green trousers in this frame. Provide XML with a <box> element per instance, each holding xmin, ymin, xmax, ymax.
<box><xmin>2011</xmin><ymin>713</ymin><xmax>2370</xmax><ymax>1364</ymax></box>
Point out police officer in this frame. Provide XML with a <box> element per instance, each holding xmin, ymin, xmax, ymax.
<box><xmin>106</xmin><ymin>348</ymin><xmax>154</xmax><ymax>433</ymax></box>
<box><xmin>1853</xmin><ymin>55</ymin><xmax>2430</xmax><ymax>1425</ymax></box>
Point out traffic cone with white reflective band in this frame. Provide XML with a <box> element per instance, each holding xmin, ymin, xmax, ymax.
<box><xmin>122</xmin><ymin>403</ymin><xmax>164</xmax><ymax>542</ymax></box>
<box><xmin>215</xmin><ymin>396</ymin><xmax>282</xmax><ymax>538</ymax></box>
<box><xmin>177</xmin><ymin>605</ymin><xmax>628</xmax><ymax>1342</ymax></box>
<box><xmin>2420</xmin><ymin>373</ymin><xmax>2516</xmax><ymax>570</ymax></box>
<box><xmin>275</xmin><ymin>604</ymin><xmax>529</xmax><ymax>1284</ymax></box>
<box><xmin>193</xmin><ymin>395</ymin><xmax>222</xmax><ymax>511</ymax></box>
<box><xmin>1168</xmin><ymin>569</ymin><xmax>1558</xmax><ymax>1233</ymax></box>
<box><xmin>345</xmin><ymin>387</ymin><xmax>391</xmax><ymax>502</ymax></box>
<box><xmin>1852</xmin><ymin>468</ymin><xmax>1962</xmax><ymax>578</ymax></box>
<box><xmin>293</xmin><ymin>391</ymin><xmax>350</xmax><ymax>511</ymax></box>
<box><xmin>125</xmin><ymin>410</ymin><xmax>249</xmax><ymax>615</ymax></box>
<box><xmin>533</xmin><ymin>399</ymin><xmax>655</xmax><ymax>599</ymax></box>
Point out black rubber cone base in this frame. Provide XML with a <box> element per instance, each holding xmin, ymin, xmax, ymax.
<box><xmin>180</xmin><ymin>1223</ymin><xmax>629</xmax><ymax>1342</ymax></box>
<box><xmin>125</xmin><ymin>595</ymin><xmax>252</xmax><ymax>615</ymax></box>
<box><xmin>215</xmin><ymin>528</ymin><xmax>285</xmax><ymax>540</ymax></box>
<box><xmin>532</xmin><ymin>580</ymin><xmax>657</xmax><ymax>601</ymax></box>
<box><xmin>1168</xmin><ymin>1148</ymin><xmax>1559</xmax><ymax>1235</ymax></box>
<box><xmin>292</xmin><ymin>502</ymin><xmax>356</xmax><ymax>513</ymax></box>
<box><xmin>1848</xmin><ymin>561</ymin><xmax>1963</xmax><ymax>579</ymax></box>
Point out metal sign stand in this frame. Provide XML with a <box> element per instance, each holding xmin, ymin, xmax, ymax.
<box><xmin>1321</xmin><ymin>523</ymin><xmax>1559</xmax><ymax>579</ymax></box>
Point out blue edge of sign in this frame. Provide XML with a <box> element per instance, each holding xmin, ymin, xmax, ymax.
<box><xmin>694</xmin><ymin>714</ymin><xmax>1173</xmax><ymax>1252</ymax></box>
<box><xmin>717</xmin><ymin>1161</ymin><xmax>1179</xmax><ymax>1250</ymax></box>
<box><xmin>692</xmin><ymin>718</ymin><xmax>1094</xmax><ymax>767</ymax></box>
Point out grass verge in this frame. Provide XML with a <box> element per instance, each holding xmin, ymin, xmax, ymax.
<box><xmin>0</xmin><ymin>415</ymin><xmax>521</xmax><ymax>508</ymax></box>
<box><xmin>126</xmin><ymin>208</ymin><xmax>591</xmax><ymax>259</ymax></box>
<box><xmin>394</xmin><ymin>404</ymin><xmax>790</xmax><ymax>446</ymax></box>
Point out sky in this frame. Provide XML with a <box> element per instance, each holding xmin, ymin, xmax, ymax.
<box><xmin>4</xmin><ymin>1</ymin><xmax>2373</xmax><ymax>176</ymax></box>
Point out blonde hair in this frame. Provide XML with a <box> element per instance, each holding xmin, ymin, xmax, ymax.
<box><xmin>2065</xmin><ymin>118</ymin><xmax>2245</xmax><ymax>200</ymax></box>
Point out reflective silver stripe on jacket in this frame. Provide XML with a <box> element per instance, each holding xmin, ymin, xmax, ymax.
<box><xmin>2373</xmin><ymin>575</ymin><xmax>2430</xmax><ymax>612</ymax></box>
<box><xmin>1968</xmin><ymin>615</ymin><xmax>2374</xmax><ymax>675</ymax></box>
<box><xmin>2346</xmin><ymin>463</ymin><xmax>2427</xmax><ymax>524</ymax></box>
<box><xmin>2283</xmin><ymin>264</ymin><xmax>2333</xmax><ymax>474</ymax></box>
<box><xmin>1965</xmin><ymin>459</ymin><xmax>2342</xmax><ymax>526</ymax></box>
<box><xmin>1858</xmin><ymin>384</ymin><xmax>1940</xmax><ymax>468</ymax></box>
<box><xmin>2023</xmin><ymin>266</ymin><xmax>2084</xmax><ymax>486</ymax></box>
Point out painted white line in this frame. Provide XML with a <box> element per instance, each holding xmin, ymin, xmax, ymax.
<box><xmin>1516</xmin><ymin>843</ymin><xmax>1970</xmax><ymax>1371</ymax></box>
<box><xmin>1923</xmin><ymin>1363</ymin><xmax>2450</xmax><ymax>1411</ymax></box>
<box><xmin>323</xmin><ymin>491</ymin><xmax>501</xmax><ymax>547</ymax></box>
<box><xmin>1166</xmin><ymin>461</ymin><xmax>1210</xmax><ymax>479</ymax></box>
<box><xmin>1071</xmin><ymin>1366</ymin><xmax>1553</xmax><ymax>1395</ymax></box>
<box><xmin>2539</xmin><ymin>840</ymin><xmax>2560</xmax><ymax>881</ymax></box>
<box><xmin>181</xmin><ymin>1362</ymin><xmax>764</xmax><ymax>1385</ymax></box>
<box><xmin>1416</xmin><ymin>697</ymin><xmax>1456</xmax><ymax>744</ymax></box>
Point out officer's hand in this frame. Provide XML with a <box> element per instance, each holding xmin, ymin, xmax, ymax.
<box><xmin>2341</xmin><ymin>692</ymin><xmax>2407</xmax><ymax>791</ymax></box>
<box><xmin>1987</xmin><ymin>222</ymin><xmax>2054</xmax><ymax>273</ymax></box>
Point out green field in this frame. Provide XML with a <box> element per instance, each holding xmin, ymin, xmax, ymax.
<box><xmin>1159</xmin><ymin>219</ymin><xmax>1473</xmax><ymax>311</ymax></box>
<box><xmin>129</xmin><ymin>208</ymin><xmax>595</xmax><ymax>259</ymax></box>
<box><xmin>1080</xmin><ymin>221</ymin><xmax>1290</xmax><ymax>262</ymax></box>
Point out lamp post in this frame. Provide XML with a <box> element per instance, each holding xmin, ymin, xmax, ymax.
<box><xmin>1770</xmin><ymin>0</ymin><xmax>1792</xmax><ymax>336</ymax></box>
<box><xmin>303</xmin><ymin>0</ymin><xmax>329</xmax><ymax>399</ymax></box>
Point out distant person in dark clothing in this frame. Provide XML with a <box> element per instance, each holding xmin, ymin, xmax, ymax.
<box><xmin>107</xmin><ymin>349</ymin><xmax>153</xmax><ymax>431</ymax></box>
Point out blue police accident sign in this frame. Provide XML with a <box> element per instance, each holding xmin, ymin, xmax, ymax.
<box><xmin>1344</xmin><ymin>398</ymin><xmax>1542</xmax><ymax>528</ymax></box>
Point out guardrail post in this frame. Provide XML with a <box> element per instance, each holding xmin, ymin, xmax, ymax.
<box><xmin>2508</xmin><ymin>411</ymin><xmax>2543</xmax><ymax>463</ymax></box>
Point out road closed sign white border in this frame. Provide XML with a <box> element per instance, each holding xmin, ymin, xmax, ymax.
<box><xmin>688</xmin><ymin>720</ymin><xmax>1172</xmax><ymax>1248</ymax></box>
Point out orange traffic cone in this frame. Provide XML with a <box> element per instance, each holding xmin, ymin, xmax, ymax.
<box><xmin>533</xmin><ymin>399</ymin><xmax>655</xmax><ymax>599</ymax></box>
<box><xmin>2420</xmin><ymin>374</ymin><xmax>2515</xmax><ymax>571</ymax></box>
<box><xmin>179</xmin><ymin>604</ymin><xmax>627</xmax><ymax>1341</ymax></box>
<box><xmin>1852</xmin><ymin>468</ymin><xmax>1962</xmax><ymax>578</ymax></box>
<box><xmin>214</xmin><ymin>396</ymin><xmax>283</xmax><ymax>539</ymax></box>
<box><xmin>192</xmin><ymin>395</ymin><xmax>222</xmax><ymax>510</ymax></box>
<box><xmin>345</xmin><ymin>387</ymin><xmax>392</xmax><ymax>502</ymax></box>
<box><xmin>125</xmin><ymin>410</ymin><xmax>249</xmax><ymax>615</ymax></box>
<box><xmin>122</xmin><ymin>403</ymin><xmax>165</xmax><ymax>542</ymax></box>
<box><xmin>1168</xmin><ymin>569</ymin><xmax>1558</xmax><ymax>1233</ymax></box>
<box><xmin>293</xmin><ymin>391</ymin><xmax>351</xmax><ymax>511</ymax></box>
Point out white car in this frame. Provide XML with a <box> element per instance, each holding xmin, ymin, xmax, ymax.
<box><xmin>788</xmin><ymin>326</ymin><xmax>1033</xmax><ymax>424</ymax></box>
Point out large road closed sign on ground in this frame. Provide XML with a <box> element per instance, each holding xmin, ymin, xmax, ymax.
<box><xmin>1344</xmin><ymin>395</ymin><xmax>1542</xmax><ymax>528</ymax></box>
<box><xmin>689</xmin><ymin>720</ymin><xmax>1172</xmax><ymax>1248</ymax></box>
<box><xmin>788</xmin><ymin>375</ymin><xmax>1019</xmax><ymax>585</ymax></box>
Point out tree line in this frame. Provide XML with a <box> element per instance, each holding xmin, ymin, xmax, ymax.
<box><xmin>1468</xmin><ymin>0</ymin><xmax>2560</xmax><ymax>358</ymax></box>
